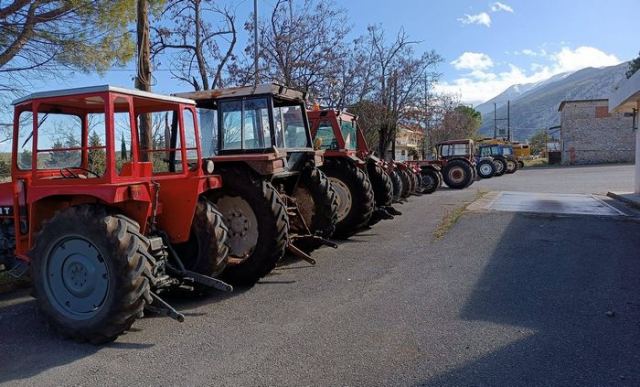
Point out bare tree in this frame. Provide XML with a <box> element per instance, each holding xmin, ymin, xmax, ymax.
<box><xmin>151</xmin><ymin>0</ymin><xmax>237</xmax><ymax>90</ymax></box>
<box><xmin>349</xmin><ymin>25</ymin><xmax>442</xmax><ymax>159</ymax></box>
<box><xmin>234</xmin><ymin>0</ymin><xmax>349</xmax><ymax>101</ymax></box>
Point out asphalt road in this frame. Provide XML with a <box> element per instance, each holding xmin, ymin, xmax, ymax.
<box><xmin>1</xmin><ymin>164</ymin><xmax>639</xmax><ymax>386</ymax></box>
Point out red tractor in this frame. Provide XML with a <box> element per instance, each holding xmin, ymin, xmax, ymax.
<box><xmin>0</xmin><ymin>85</ymin><xmax>232</xmax><ymax>343</ymax></box>
<box><xmin>432</xmin><ymin>139</ymin><xmax>477</xmax><ymax>189</ymax></box>
<box><xmin>175</xmin><ymin>84</ymin><xmax>338</xmax><ymax>286</ymax></box>
<box><xmin>307</xmin><ymin>109</ymin><xmax>397</xmax><ymax>234</ymax></box>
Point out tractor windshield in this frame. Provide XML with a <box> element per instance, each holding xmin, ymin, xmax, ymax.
<box><xmin>218</xmin><ymin>97</ymin><xmax>272</xmax><ymax>151</ymax></box>
<box><xmin>439</xmin><ymin>143</ymin><xmax>470</xmax><ymax>157</ymax></box>
<box><xmin>340</xmin><ymin>119</ymin><xmax>357</xmax><ymax>150</ymax></box>
<box><xmin>502</xmin><ymin>146</ymin><xmax>513</xmax><ymax>156</ymax></box>
<box><xmin>273</xmin><ymin>102</ymin><xmax>310</xmax><ymax>149</ymax></box>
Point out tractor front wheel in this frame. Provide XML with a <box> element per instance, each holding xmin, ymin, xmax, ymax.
<box><xmin>442</xmin><ymin>160</ymin><xmax>473</xmax><ymax>189</ymax></box>
<box><xmin>390</xmin><ymin>170</ymin><xmax>404</xmax><ymax>202</ymax></box>
<box><xmin>505</xmin><ymin>159</ymin><xmax>518</xmax><ymax>174</ymax></box>
<box><xmin>399</xmin><ymin>170</ymin><xmax>411</xmax><ymax>198</ymax></box>
<box><xmin>322</xmin><ymin>159</ymin><xmax>374</xmax><ymax>239</ymax></box>
<box><xmin>420</xmin><ymin>169</ymin><xmax>439</xmax><ymax>194</ymax></box>
<box><xmin>173</xmin><ymin>198</ymin><xmax>229</xmax><ymax>279</ymax></box>
<box><xmin>367</xmin><ymin>162</ymin><xmax>393</xmax><ymax>208</ymax></box>
<box><xmin>30</xmin><ymin>205</ymin><xmax>151</xmax><ymax>344</ymax></box>
<box><xmin>291</xmin><ymin>166</ymin><xmax>338</xmax><ymax>251</ymax></box>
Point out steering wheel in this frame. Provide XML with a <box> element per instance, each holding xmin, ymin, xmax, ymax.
<box><xmin>60</xmin><ymin>167</ymin><xmax>100</xmax><ymax>179</ymax></box>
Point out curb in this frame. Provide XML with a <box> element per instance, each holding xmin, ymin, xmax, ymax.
<box><xmin>607</xmin><ymin>191</ymin><xmax>640</xmax><ymax>210</ymax></box>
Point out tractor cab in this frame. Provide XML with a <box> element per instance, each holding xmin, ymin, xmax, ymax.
<box><xmin>1</xmin><ymin>85</ymin><xmax>232</xmax><ymax>343</ymax></box>
<box><xmin>477</xmin><ymin>141</ymin><xmax>519</xmax><ymax>175</ymax></box>
<box><xmin>176</xmin><ymin>84</ymin><xmax>321</xmax><ymax>176</ymax></box>
<box><xmin>174</xmin><ymin>84</ymin><xmax>338</xmax><ymax>285</ymax></box>
<box><xmin>308</xmin><ymin>109</ymin><xmax>359</xmax><ymax>155</ymax></box>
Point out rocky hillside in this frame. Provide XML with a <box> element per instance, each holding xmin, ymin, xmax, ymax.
<box><xmin>477</xmin><ymin>62</ymin><xmax>629</xmax><ymax>141</ymax></box>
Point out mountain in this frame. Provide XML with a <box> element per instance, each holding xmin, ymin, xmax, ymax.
<box><xmin>477</xmin><ymin>62</ymin><xmax>629</xmax><ymax>141</ymax></box>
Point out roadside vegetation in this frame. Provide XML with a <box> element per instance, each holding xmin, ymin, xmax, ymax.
<box><xmin>433</xmin><ymin>190</ymin><xmax>487</xmax><ymax>240</ymax></box>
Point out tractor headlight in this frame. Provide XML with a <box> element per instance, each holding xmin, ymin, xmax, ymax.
<box><xmin>203</xmin><ymin>160</ymin><xmax>215</xmax><ymax>174</ymax></box>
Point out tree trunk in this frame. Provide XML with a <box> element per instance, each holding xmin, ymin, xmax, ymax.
<box><xmin>135</xmin><ymin>0</ymin><xmax>153</xmax><ymax>161</ymax></box>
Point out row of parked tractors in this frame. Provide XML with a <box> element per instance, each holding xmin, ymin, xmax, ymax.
<box><xmin>0</xmin><ymin>83</ymin><xmax>520</xmax><ymax>344</ymax></box>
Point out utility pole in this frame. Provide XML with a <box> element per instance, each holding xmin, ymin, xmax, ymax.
<box><xmin>136</xmin><ymin>0</ymin><xmax>152</xmax><ymax>160</ymax></box>
<box><xmin>493</xmin><ymin>103</ymin><xmax>497</xmax><ymax>138</ymax></box>
<box><xmin>493</xmin><ymin>100</ymin><xmax>510</xmax><ymax>140</ymax></box>
<box><xmin>253</xmin><ymin>0</ymin><xmax>259</xmax><ymax>86</ymax></box>
<box><xmin>507</xmin><ymin>100</ymin><xmax>511</xmax><ymax>141</ymax></box>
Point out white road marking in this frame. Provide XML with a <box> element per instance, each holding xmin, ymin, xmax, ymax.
<box><xmin>478</xmin><ymin>191</ymin><xmax>626</xmax><ymax>216</ymax></box>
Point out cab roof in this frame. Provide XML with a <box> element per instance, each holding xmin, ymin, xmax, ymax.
<box><xmin>174</xmin><ymin>83</ymin><xmax>307</xmax><ymax>103</ymax></box>
<box><xmin>12</xmin><ymin>85</ymin><xmax>196</xmax><ymax>106</ymax></box>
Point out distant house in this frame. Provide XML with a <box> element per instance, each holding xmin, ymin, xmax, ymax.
<box><xmin>558</xmin><ymin>99</ymin><xmax>635</xmax><ymax>165</ymax></box>
<box><xmin>391</xmin><ymin>126</ymin><xmax>424</xmax><ymax>161</ymax></box>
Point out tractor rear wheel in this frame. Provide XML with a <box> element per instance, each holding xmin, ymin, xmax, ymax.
<box><xmin>493</xmin><ymin>158</ymin><xmax>507</xmax><ymax>176</ymax></box>
<box><xmin>442</xmin><ymin>160</ymin><xmax>473</xmax><ymax>189</ymax></box>
<box><xmin>505</xmin><ymin>159</ymin><xmax>518</xmax><ymax>174</ymax></box>
<box><xmin>390</xmin><ymin>170</ymin><xmax>404</xmax><ymax>202</ymax></box>
<box><xmin>210</xmin><ymin>168</ymin><xmax>288</xmax><ymax>287</ymax></box>
<box><xmin>399</xmin><ymin>170</ymin><xmax>411</xmax><ymax>198</ymax></box>
<box><xmin>476</xmin><ymin>159</ymin><xmax>495</xmax><ymax>179</ymax></box>
<box><xmin>30</xmin><ymin>205</ymin><xmax>151</xmax><ymax>344</ymax></box>
<box><xmin>173</xmin><ymin>198</ymin><xmax>229</xmax><ymax>279</ymax></box>
<box><xmin>420</xmin><ymin>169</ymin><xmax>439</xmax><ymax>194</ymax></box>
<box><xmin>367</xmin><ymin>162</ymin><xmax>393</xmax><ymax>208</ymax></box>
<box><xmin>322</xmin><ymin>159</ymin><xmax>374</xmax><ymax>239</ymax></box>
<box><xmin>291</xmin><ymin>166</ymin><xmax>338</xmax><ymax>251</ymax></box>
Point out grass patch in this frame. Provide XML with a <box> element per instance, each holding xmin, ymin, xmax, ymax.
<box><xmin>433</xmin><ymin>190</ymin><xmax>487</xmax><ymax>240</ymax></box>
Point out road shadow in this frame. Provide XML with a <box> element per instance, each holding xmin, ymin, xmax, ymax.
<box><xmin>0</xmin><ymin>281</ymin><xmax>250</xmax><ymax>383</ymax></box>
<box><xmin>421</xmin><ymin>213</ymin><xmax>640</xmax><ymax>386</ymax></box>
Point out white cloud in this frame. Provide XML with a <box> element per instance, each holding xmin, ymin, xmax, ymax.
<box><xmin>553</xmin><ymin>46</ymin><xmax>619</xmax><ymax>72</ymax></box>
<box><xmin>458</xmin><ymin>12</ymin><xmax>491</xmax><ymax>27</ymax></box>
<box><xmin>491</xmin><ymin>2</ymin><xmax>514</xmax><ymax>13</ymax></box>
<box><xmin>438</xmin><ymin>46</ymin><xmax>622</xmax><ymax>105</ymax></box>
<box><xmin>451</xmin><ymin>52</ymin><xmax>494</xmax><ymax>71</ymax></box>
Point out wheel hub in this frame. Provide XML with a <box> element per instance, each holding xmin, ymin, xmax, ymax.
<box><xmin>328</xmin><ymin>177</ymin><xmax>352</xmax><ymax>222</ymax></box>
<box><xmin>217</xmin><ymin>195</ymin><xmax>259</xmax><ymax>259</ymax></box>
<box><xmin>449</xmin><ymin>167</ymin><xmax>464</xmax><ymax>183</ymax></box>
<box><xmin>480</xmin><ymin>164</ymin><xmax>493</xmax><ymax>176</ymax></box>
<box><xmin>45</xmin><ymin>237</ymin><xmax>109</xmax><ymax>320</ymax></box>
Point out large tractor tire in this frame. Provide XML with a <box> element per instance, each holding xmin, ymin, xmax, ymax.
<box><xmin>442</xmin><ymin>160</ymin><xmax>473</xmax><ymax>189</ymax></box>
<box><xmin>30</xmin><ymin>205</ymin><xmax>151</xmax><ymax>344</ymax></box>
<box><xmin>367</xmin><ymin>162</ymin><xmax>393</xmax><ymax>208</ymax></box>
<box><xmin>390</xmin><ymin>169</ymin><xmax>404</xmax><ymax>202</ymax></box>
<box><xmin>493</xmin><ymin>157</ymin><xmax>507</xmax><ymax>176</ymax></box>
<box><xmin>210</xmin><ymin>167</ymin><xmax>288</xmax><ymax>287</ymax></box>
<box><xmin>412</xmin><ymin>171</ymin><xmax>422</xmax><ymax>193</ymax></box>
<box><xmin>399</xmin><ymin>169</ymin><xmax>411</xmax><ymax>199</ymax></box>
<box><xmin>291</xmin><ymin>166</ymin><xmax>338</xmax><ymax>251</ymax></box>
<box><xmin>322</xmin><ymin>159</ymin><xmax>374</xmax><ymax>239</ymax></box>
<box><xmin>420</xmin><ymin>169</ymin><xmax>440</xmax><ymax>194</ymax></box>
<box><xmin>505</xmin><ymin>159</ymin><xmax>518</xmax><ymax>174</ymax></box>
<box><xmin>173</xmin><ymin>198</ymin><xmax>229</xmax><ymax>278</ymax></box>
<box><xmin>476</xmin><ymin>159</ymin><xmax>496</xmax><ymax>179</ymax></box>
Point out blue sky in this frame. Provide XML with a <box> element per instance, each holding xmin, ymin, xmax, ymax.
<box><xmin>15</xmin><ymin>0</ymin><xmax>640</xmax><ymax>106</ymax></box>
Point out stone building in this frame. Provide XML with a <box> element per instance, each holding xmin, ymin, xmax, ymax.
<box><xmin>558</xmin><ymin>99</ymin><xmax>635</xmax><ymax>165</ymax></box>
